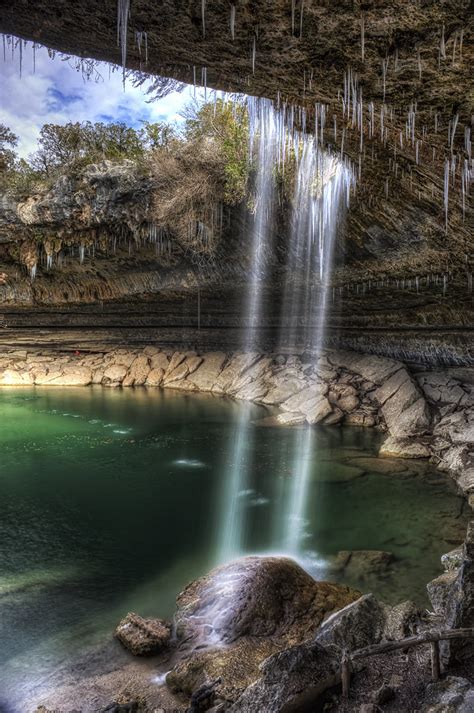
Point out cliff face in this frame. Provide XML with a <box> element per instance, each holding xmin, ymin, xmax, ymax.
<box><xmin>0</xmin><ymin>159</ymin><xmax>472</xmax><ymax>366</ymax></box>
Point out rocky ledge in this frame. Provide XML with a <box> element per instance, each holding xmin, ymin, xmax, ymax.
<box><xmin>1</xmin><ymin>345</ymin><xmax>472</xmax><ymax>499</ymax></box>
<box><xmin>33</xmin><ymin>523</ymin><xmax>474</xmax><ymax>713</ymax></box>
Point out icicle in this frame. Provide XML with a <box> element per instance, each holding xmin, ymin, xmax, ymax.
<box><xmin>117</xmin><ymin>0</ymin><xmax>130</xmax><ymax>85</ymax></box>
<box><xmin>360</xmin><ymin>15</ymin><xmax>365</xmax><ymax>61</ymax></box>
<box><xmin>440</xmin><ymin>24</ymin><xmax>446</xmax><ymax>59</ymax></box>
<box><xmin>252</xmin><ymin>35</ymin><xmax>256</xmax><ymax>74</ymax></box>
<box><xmin>450</xmin><ymin>113</ymin><xmax>459</xmax><ymax>153</ymax></box>
<box><xmin>417</xmin><ymin>48</ymin><xmax>422</xmax><ymax>79</ymax></box>
<box><xmin>79</xmin><ymin>244</ymin><xmax>85</xmax><ymax>264</ymax></box>
<box><xmin>299</xmin><ymin>0</ymin><xmax>305</xmax><ymax>38</ymax></box>
<box><xmin>444</xmin><ymin>159</ymin><xmax>449</xmax><ymax>233</ymax></box>
<box><xmin>230</xmin><ymin>4</ymin><xmax>236</xmax><ymax>40</ymax></box>
<box><xmin>202</xmin><ymin>0</ymin><xmax>206</xmax><ymax>38</ymax></box>
<box><xmin>30</xmin><ymin>264</ymin><xmax>37</xmax><ymax>280</ymax></box>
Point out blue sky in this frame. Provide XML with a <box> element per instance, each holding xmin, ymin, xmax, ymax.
<box><xmin>0</xmin><ymin>40</ymin><xmax>206</xmax><ymax>159</ymax></box>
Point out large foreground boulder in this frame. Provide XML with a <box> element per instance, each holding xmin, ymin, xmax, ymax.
<box><xmin>168</xmin><ymin>556</ymin><xmax>360</xmax><ymax>703</ymax></box>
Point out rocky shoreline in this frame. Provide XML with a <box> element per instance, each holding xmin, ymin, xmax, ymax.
<box><xmin>1</xmin><ymin>345</ymin><xmax>472</xmax><ymax>503</ymax></box>
<box><xmin>31</xmin><ymin>526</ymin><xmax>474</xmax><ymax>713</ymax></box>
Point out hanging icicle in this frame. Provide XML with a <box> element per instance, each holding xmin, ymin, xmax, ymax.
<box><xmin>360</xmin><ymin>15</ymin><xmax>365</xmax><ymax>61</ymax></box>
<box><xmin>230</xmin><ymin>4</ymin><xmax>236</xmax><ymax>40</ymax></box>
<box><xmin>202</xmin><ymin>0</ymin><xmax>206</xmax><ymax>38</ymax></box>
<box><xmin>117</xmin><ymin>0</ymin><xmax>130</xmax><ymax>85</ymax></box>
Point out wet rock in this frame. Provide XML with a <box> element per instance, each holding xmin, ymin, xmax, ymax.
<box><xmin>257</xmin><ymin>412</ymin><xmax>306</xmax><ymax>426</ymax></box>
<box><xmin>261</xmin><ymin>377</ymin><xmax>307</xmax><ymax>406</ymax></box>
<box><xmin>212</xmin><ymin>353</ymin><xmax>260</xmax><ymax>394</ymax></box>
<box><xmin>280</xmin><ymin>383</ymin><xmax>327</xmax><ymax>414</ymax></box>
<box><xmin>227</xmin><ymin>643</ymin><xmax>339</xmax><ymax>713</ymax></box>
<box><xmin>315</xmin><ymin>593</ymin><xmax>386</xmax><ymax>652</ymax></box>
<box><xmin>421</xmin><ymin>676</ymin><xmax>474</xmax><ymax>712</ymax></box>
<box><xmin>305</xmin><ymin>395</ymin><xmax>333</xmax><ymax>424</ymax></box>
<box><xmin>322</xmin><ymin>407</ymin><xmax>344</xmax><ymax>425</ymax></box>
<box><xmin>169</xmin><ymin>557</ymin><xmax>359</xmax><ymax>703</ymax></box>
<box><xmin>115</xmin><ymin>612</ymin><xmax>171</xmax><ymax>656</ymax></box>
<box><xmin>379</xmin><ymin>435</ymin><xmax>431</xmax><ymax>458</ymax></box>
<box><xmin>348</xmin><ymin>455</ymin><xmax>408</xmax><ymax>474</ymax></box>
<box><xmin>174</xmin><ymin>556</ymin><xmax>359</xmax><ymax>649</ymax></box>
<box><xmin>342</xmin><ymin>550</ymin><xmax>394</xmax><ymax>582</ymax></box>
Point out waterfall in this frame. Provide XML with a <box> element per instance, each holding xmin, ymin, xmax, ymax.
<box><xmin>280</xmin><ymin>141</ymin><xmax>353</xmax><ymax>557</ymax></box>
<box><xmin>217</xmin><ymin>97</ymin><xmax>353</xmax><ymax>565</ymax></box>
<box><xmin>218</xmin><ymin>98</ymin><xmax>280</xmax><ymax>563</ymax></box>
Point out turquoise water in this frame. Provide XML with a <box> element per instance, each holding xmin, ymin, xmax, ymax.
<box><xmin>0</xmin><ymin>386</ymin><xmax>468</xmax><ymax>709</ymax></box>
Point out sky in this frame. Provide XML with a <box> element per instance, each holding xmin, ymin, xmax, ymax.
<box><xmin>0</xmin><ymin>39</ymin><xmax>206</xmax><ymax>159</ymax></box>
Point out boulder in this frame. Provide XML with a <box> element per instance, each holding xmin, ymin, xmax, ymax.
<box><xmin>441</xmin><ymin>547</ymin><xmax>464</xmax><ymax>572</ymax></box>
<box><xmin>421</xmin><ymin>676</ymin><xmax>474</xmax><ymax>712</ymax></box>
<box><xmin>305</xmin><ymin>395</ymin><xmax>333</xmax><ymax>424</ymax></box>
<box><xmin>427</xmin><ymin>571</ymin><xmax>458</xmax><ymax>615</ymax></box>
<box><xmin>188</xmin><ymin>352</ymin><xmax>227</xmax><ymax>391</ymax></box>
<box><xmin>261</xmin><ymin>377</ymin><xmax>308</xmax><ymax>406</ymax></box>
<box><xmin>443</xmin><ymin>522</ymin><xmax>474</xmax><ymax>663</ymax></box>
<box><xmin>122</xmin><ymin>355</ymin><xmax>150</xmax><ymax>386</ymax></box>
<box><xmin>327</xmin><ymin>351</ymin><xmax>402</xmax><ymax>385</ymax></box>
<box><xmin>145</xmin><ymin>367</ymin><xmax>164</xmax><ymax>386</ymax></box>
<box><xmin>212</xmin><ymin>353</ymin><xmax>261</xmax><ymax>394</ymax></box>
<box><xmin>229</xmin><ymin>357</ymin><xmax>273</xmax><ymax>394</ymax></box>
<box><xmin>382</xmin><ymin>600</ymin><xmax>421</xmax><ymax>640</ymax></box>
<box><xmin>378</xmin><ymin>371</ymin><xmax>431</xmax><ymax>438</ymax></box>
<box><xmin>227</xmin><ymin>643</ymin><xmax>339</xmax><ymax>713</ymax></box>
<box><xmin>174</xmin><ymin>557</ymin><xmax>359</xmax><ymax>649</ymax></box>
<box><xmin>281</xmin><ymin>383</ymin><xmax>327</xmax><ymax>414</ymax></box>
<box><xmin>163</xmin><ymin>361</ymin><xmax>189</xmax><ymax>386</ymax></box>
<box><xmin>0</xmin><ymin>368</ymin><xmax>34</xmax><ymax>385</ymax></box>
<box><xmin>39</xmin><ymin>366</ymin><xmax>91</xmax><ymax>386</ymax></box>
<box><xmin>169</xmin><ymin>557</ymin><xmax>359</xmax><ymax>703</ymax></box>
<box><xmin>315</xmin><ymin>593</ymin><xmax>386</xmax><ymax>652</ymax></box>
<box><xmin>379</xmin><ymin>435</ymin><xmax>430</xmax><ymax>458</ymax></box>
<box><xmin>342</xmin><ymin>550</ymin><xmax>394</xmax><ymax>582</ymax></box>
<box><xmin>114</xmin><ymin>612</ymin><xmax>171</xmax><ymax>656</ymax></box>
<box><xmin>149</xmin><ymin>352</ymin><xmax>170</xmax><ymax>371</ymax></box>
<box><xmin>344</xmin><ymin>410</ymin><xmax>376</xmax><ymax>427</ymax></box>
<box><xmin>102</xmin><ymin>364</ymin><xmax>127</xmax><ymax>386</ymax></box>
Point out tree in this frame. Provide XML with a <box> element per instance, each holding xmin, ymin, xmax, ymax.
<box><xmin>0</xmin><ymin>124</ymin><xmax>18</xmax><ymax>173</ymax></box>
<box><xmin>30</xmin><ymin>121</ymin><xmax>146</xmax><ymax>174</ymax></box>
<box><xmin>184</xmin><ymin>99</ymin><xmax>249</xmax><ymax>204</ymax></box>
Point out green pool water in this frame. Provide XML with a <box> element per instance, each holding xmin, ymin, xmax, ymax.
<box><xmin>0</xmin><ymin>386</ymin><xmax>468</xmax><ymax>710</ymax></box>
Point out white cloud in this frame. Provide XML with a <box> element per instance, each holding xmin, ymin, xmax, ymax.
<box><xmin>0</xmin><ymin>42</ymin><xmax>208</xmax><ymax>158</ymax></box>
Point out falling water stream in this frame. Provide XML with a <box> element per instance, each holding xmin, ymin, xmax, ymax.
<box><xmin>281</xmin><ymin>147</ymin><xmax>353</xmax><ymax>557</ymax></box>
<box><xmin>218</xmin><ymin>97</ymin><xmax>354</xmax><ymax>565</ymax></box>
<box><xmin>218</xmin><ymin>98</ymin><xmax>280</xmax><ymax>562</ymax></box>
